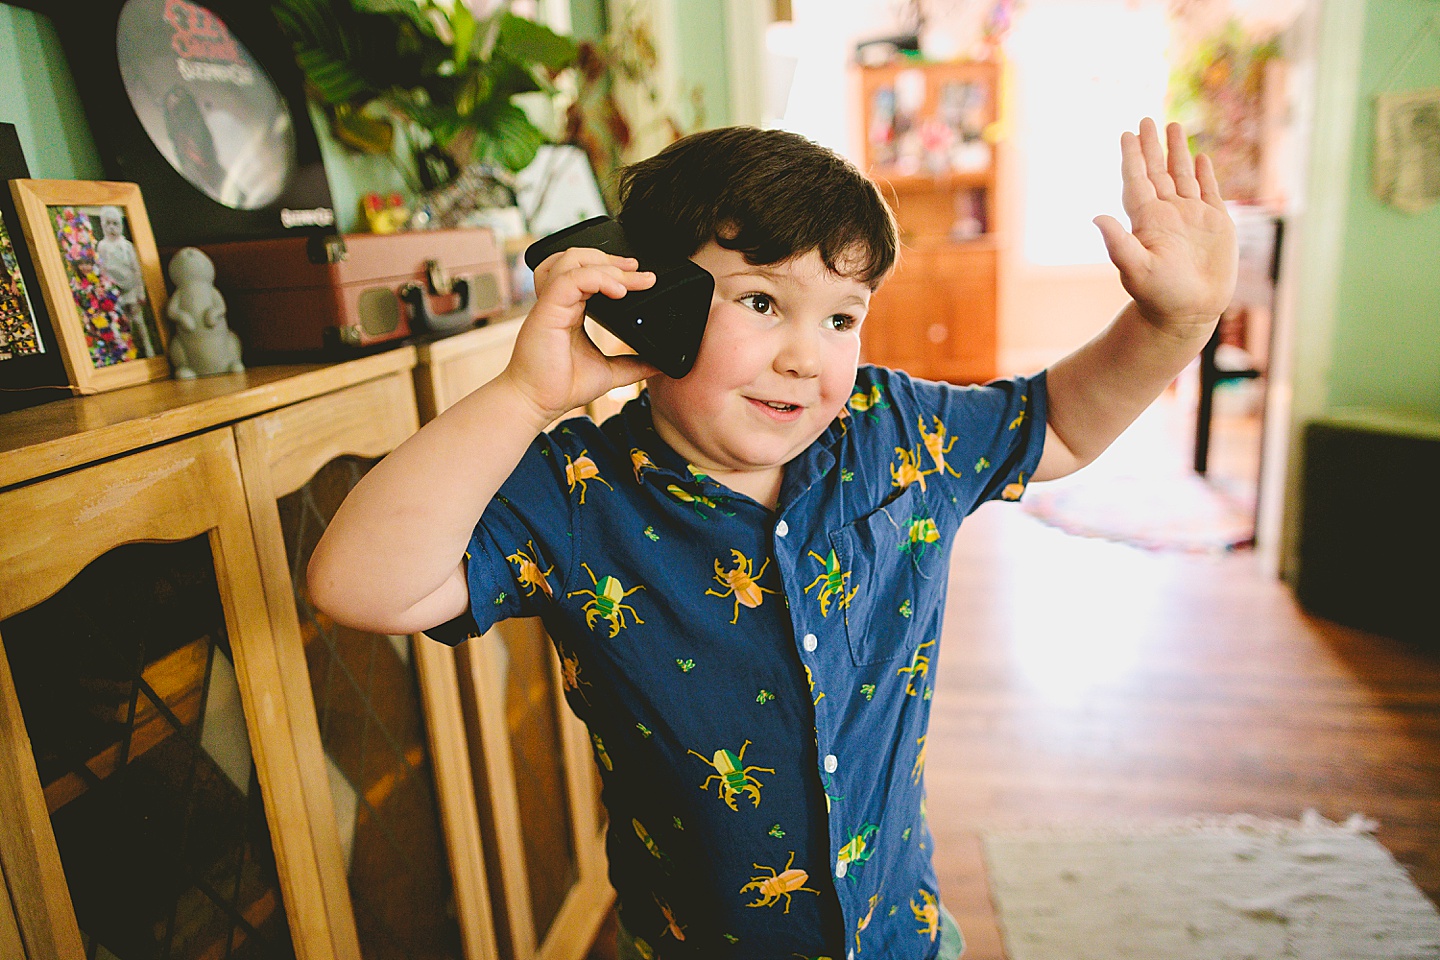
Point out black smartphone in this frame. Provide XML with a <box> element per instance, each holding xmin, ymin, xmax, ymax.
<box><xmin>523</xmin><ymin>216</ymin><xmax>713</xmax><ymax>378</ymax></box>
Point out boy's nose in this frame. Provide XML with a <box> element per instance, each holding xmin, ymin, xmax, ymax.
<box><xmin>774</xmin><ymin>325</ymin><xmax>822</xmax><ymax>378</ymax></box>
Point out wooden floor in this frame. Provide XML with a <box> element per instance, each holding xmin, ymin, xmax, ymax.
<box><xmin>589</xmin><ymin>390</ymin><xmax>1440</xmax><ymax>959</ymax></box>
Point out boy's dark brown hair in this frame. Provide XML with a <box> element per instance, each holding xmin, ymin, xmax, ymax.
<box><xmin>616</xmin><ymin>126</ymin><xmax>898</xmax><ymax>289</ymax></box>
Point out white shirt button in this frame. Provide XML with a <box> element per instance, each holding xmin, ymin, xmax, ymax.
<box><xmin>802</xmin><ymin>633</ymin><xmax>818</xmax><ymax>652</ymax></box>
<box><xmin>775</xmin><ymin>519</ymin><xmax>789</xmax><ymax>537</ymax></box>
<box><xmin>835</xmin><ymin>859</ymin><xmax>848</xmax><ymax>879</ymax></box>
<box><xmin>824</xmin><ymin>753</ymin><xmax>838</xmax><ymax>773</ymax></box>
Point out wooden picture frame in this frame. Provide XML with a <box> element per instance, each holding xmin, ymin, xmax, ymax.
<box><xmin>9</xmin><ymin>179</ymin><xmax>170</xmax><ymax>395</ymax></box>
<box><xmin>0</xmin><ymin>124</ymin><xmax>72</xmax><ymax>413</ymax></box>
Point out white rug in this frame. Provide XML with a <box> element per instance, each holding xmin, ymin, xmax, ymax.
<box><xmin>982</xmin><ymin>811</ymin><xmax>1440</xmax><ymax>960</ymax></box>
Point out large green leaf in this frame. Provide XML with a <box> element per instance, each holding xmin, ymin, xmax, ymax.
<box><xmin>497</xmin><ymin>12</ymin><xmax>577</xmax><ymax>73</ymax></box>
<box><xmin>351</xmin><ymin>0</ymin><xmax>432</xmax><ymax>35</ymax></box>
<box><xmin>477</xmin><ymin>101</ymin><xmax>547</xmax><ymax>172</ymax></box>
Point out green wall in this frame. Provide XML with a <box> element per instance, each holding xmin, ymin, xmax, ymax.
<box><xmin>672</xmin><ymin>0</ymin><xmax>731</xmax><ymax>130</ymax></box>
<box><xmin>0</xmin><ymin>4</ymin><xmax>101</xmax><ymax>179</ymax></box>
<box><xmin>1326</xmin><ymin>0</ymin><xmax>1440</xmax><ymax>416</ymax></box>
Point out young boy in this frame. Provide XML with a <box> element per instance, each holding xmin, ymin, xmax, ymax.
<box><xmin>309</xmin><ymin>119</ymin><xmax>1236</xmax><ymax>959</ymax></box>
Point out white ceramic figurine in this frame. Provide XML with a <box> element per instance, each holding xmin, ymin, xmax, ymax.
<box><xmin>166</xmin><ymin>246</ymin><xmax>245</xmax><ymax>379</ymax></box>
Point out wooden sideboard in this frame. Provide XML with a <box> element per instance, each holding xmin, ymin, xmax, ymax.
<box><xmin>0</xmin><ymin>313</ymin><xmax>613</xmax><ymax>960</ymax></box>
<box><xmin>855</xmin><ymin>59</ymin><xmax>1001</xmax><ymax>384</ymax></box>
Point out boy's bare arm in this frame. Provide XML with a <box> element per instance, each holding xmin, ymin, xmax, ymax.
<box><xmin>1035</xmin><ymin>118</ymin><xmax>1237</xmax><ymax>481</ymax></box>
<box><xmin>307</xmin><ymin>250</ymin><xmax>659</xmax><ymax>635</ymax></box>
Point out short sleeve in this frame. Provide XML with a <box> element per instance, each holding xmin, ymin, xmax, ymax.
<box><xmin>451</xmin><ymin>421</ymin><xmax>584</xmax><ymax>641</ymax></box>
<box><xmin>848</xmin><ymin>366</ymin><xmax>1049</xmax><ymax>524</ymax></box>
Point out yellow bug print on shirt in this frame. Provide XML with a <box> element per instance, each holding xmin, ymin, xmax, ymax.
<box><xmin>565</xmin><ymin>449</ymin><xmax>613</xmax><ymax>504</ymax></box>
<box><xmin>654</xmin><ymin>894</ymin><xmax>686</xmax><ymax>942</ymax></box>
<box><xmin>568</xmin><ymin>562</ymin><xmax>644</xmax><ymax>637</ymax></box>
<box><xmin>912</xmin><ymin>734</ymin><xmax>927</xmax><ymax>783</ymax></box>
<box><xmin>836</xmin><ymin>823</ymin><xmax>878</xmax><ymax>879</ymax></box>
<box><xmin>917</xmin><ymin>415</ymin><xmax>964</xmax><ymax>478</ymax></box>
<box><xmin>805</xmin><ymin>549</ymin><xmax>857</xmax><ymax>617</ymax></box>
<box><xmin>706</xmin><ymin>549</ymin><xmax>778</xmax><ymax>624</ymax></box>
<box><xmin>506</xmin><ymin>540</ymin><xmax>554</xmax><ymax>598</ymax></box>
<box><xmin>666</xmin><ymin>483</ymin><xmax>736</xmax><ymax>518</ymax></box>
<box><xmin>633</xmin><ymin>818</ymin><xmax>667</xmax><ymax>861</ymax></box>
<box><xmin>1001</xmin><ymin>472</ymin><xmax>1027</xmax><ymax>501</ymax></box>
<box><xmin>855</xmin><ymin>893</ymin><xmax>880</xmax><ymax>955</ymax></box>
<box><xmin>1010</xmin><ymin>395</ymin><xmax>1028</xmax><ymax>430</ymax></box>
<box><xmin>849</xmin><ymin>383</ymin><xmax>890</xmax><ymax>422</ymax></box>
<box><xmin>688</xmin><ymin>738</ymin><xmax>775</xmax><ymax>811</ymax></box>
<box><xmin>591</xmin><ymin>732</ymin><xmax>612</xmax><ymax>771</ymax></box>
<box><xmin>630</xmin><ymin>447</ymin><xmax>656</xmax><ymax>483</ymax></box>
<box><xmin>559</xmin><ymin>646</ymin><xmax>590</xmax><ymax>703</ymax></box>
<box><xmin>890</xmin><ymin>445</ymin><xmax>932</xmax><ymax>492</ymax></box>
<box><xmin>804</xmin><ymin>664</ymin><xmax>825</xmax><ymax>706</ymax></box>
<box><xmin>741</xmin><ymin>850</ymin><xmax>820</xmax><ymax>913</ymax></box>
<box><xmin>896</xmin><ymin>638</ymin><xmax>935</xmax><ymax>696</ymax></box>
<box><xmin>899</xmin><ymin>512</ymin><xmax>941</xmax><ymax>567</ymax></box>
<box><xmin>911</xmin><ymin>889</ymin><xmax>940</xmax><ymax>942</ymax></box>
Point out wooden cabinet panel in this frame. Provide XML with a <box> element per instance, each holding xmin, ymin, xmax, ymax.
<box><xmin>414</xmin><ymin>317</ymin><xmax>614</xmax><ymax>960</ymax></box>
<box><xmin>235</xmin><ymin>370</ymin><xmax>501</xmax><ymax>960</ymax></box>
<box><xmin>0</xmin><ymin>430</ymin><xmax>332</xmax><ymax>960</ymax></box>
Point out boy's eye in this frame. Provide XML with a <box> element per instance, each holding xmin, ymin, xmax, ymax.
<box><xmin>828</xmin><ymin>314</ymin><xmax>858</xmax><ymax>332</ymax></box>
<box><xmin>740</xmin><ymin>293</ymin><xmax>775</xmax><ymax>315</ymax></box>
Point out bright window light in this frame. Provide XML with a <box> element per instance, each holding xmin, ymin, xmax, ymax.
<box><xmin>1008</xmin><ymin>0</ymin><xmax>1170</xmax><ymax>266</ymax></box>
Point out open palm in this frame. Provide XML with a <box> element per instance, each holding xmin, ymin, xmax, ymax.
<box><xmin>1094</xmin><ymin>119</ymin><xmax>1238</xmax><ymax>335</ymax></box>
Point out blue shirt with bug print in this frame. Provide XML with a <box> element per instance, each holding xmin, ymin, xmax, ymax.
<box><xmin>435</xmin><ymin>365</ymin><xmax>1046</xmax><ymax>960</ymax></box>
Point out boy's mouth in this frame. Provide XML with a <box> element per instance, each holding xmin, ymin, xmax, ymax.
<box><xmin>747</xmin><ymin>397</ymin><xmax>805</xmax><ymax>420</ymax></box>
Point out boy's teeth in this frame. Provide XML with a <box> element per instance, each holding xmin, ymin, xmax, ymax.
<box><xmin>764</xmin><ymin>401</ymin><xmax>796</xmax><ymax>410</ymax></box>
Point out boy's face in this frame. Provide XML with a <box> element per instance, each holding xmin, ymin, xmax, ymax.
<box><xmin>646</xmin><ymin>241</ymin><xmax>873</xmax><ymax>498</ymax></box>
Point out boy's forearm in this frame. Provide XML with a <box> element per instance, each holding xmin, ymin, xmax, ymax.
<box><xmin>307</xmin><ymin>371</ymin><xmax>552</xmax><ymax>632</ymax></box>
<box><xmin>1042</xmin><ymin>300</ymin><xmax>1217</xmax><ymax>474</ymax></box>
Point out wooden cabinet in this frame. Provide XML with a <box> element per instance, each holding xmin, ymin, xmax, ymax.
<box><xmin>0</xmin><ymin>427</ymin><xmax>328</xmax><ymax>960</ymax></box>
<box><xmin>0</xmin><ymin>324</ymin><xmax>616</xmax><ymax>960</ymax></box>
<box><xmin>233</xmin><ymin>365</ymin><xmax>500</xmax><ymax>960</ymax></box>
<box><xmin>414</xmin><ymin>317</ymin><xmax>614</xmax><ymax>960</ymax></box>
<box><xmin>856</xmin><ymin>58</ymin><xmax>1001</xmax><ymax>384</ymax></box>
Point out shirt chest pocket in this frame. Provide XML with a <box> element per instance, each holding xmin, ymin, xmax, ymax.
<box><xmin>824</xmin><ymin>487</ymin><xmax>942</xmax><ymax>666</ymax></box>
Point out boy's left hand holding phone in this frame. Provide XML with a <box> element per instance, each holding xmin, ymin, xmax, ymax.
<box><xmin>501</xmin><ymin>245</ymin><xmax>661</xmax><ymax>432</ymax></box>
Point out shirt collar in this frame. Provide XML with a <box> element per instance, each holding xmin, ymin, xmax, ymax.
<box><xmin>615</xmin><ymin>390</ymin><xmax>843</xmax><ymax>507</ymax></box>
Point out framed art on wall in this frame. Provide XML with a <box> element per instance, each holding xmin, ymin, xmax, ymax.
<box><xmin>47</xmin><ymin>0</ymin><xmax>336</xmax><ymax>247</ymax></box>
<box><xmin>10</xmin><ymin>179</ymin><xmax>170</xmax><ymax>395</ymax></box>
<box><xmin>0</xmin><ymin>123</ymin><xmax>72</xmax><ymax>413</ymax></box>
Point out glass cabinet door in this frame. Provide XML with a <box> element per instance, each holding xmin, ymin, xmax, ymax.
<box><xmin>0</xmin><ymin>430</ymin><xmax>334</xmax><ymax>960</ymax></box>
<box><xmin>3</xmin><ymin>538</ymin><xmax>293</xmax><ymax>960</ymax></box>
<box><xmin>234</xmin><ymin>372</ymin><xmax>497</xmax><ymax>960</ymax></box>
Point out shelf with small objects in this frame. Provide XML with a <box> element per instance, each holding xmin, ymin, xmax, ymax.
<box><xmin>855</xmin><ymin>58</ymin><xmax>1001</xmax><ymax>385</ymax></box>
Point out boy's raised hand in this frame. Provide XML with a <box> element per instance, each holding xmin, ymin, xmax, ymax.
<box><xmin>502</xmin><ymin>248</ymin><xmax>661</xmax><ymax>427</ymax></box>
<box><xmin>1093</xmin><ymin>118</ymin><xmax>1238</xmax><ymax>336</ymax></box>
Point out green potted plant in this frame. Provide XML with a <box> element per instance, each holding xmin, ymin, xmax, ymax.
<box><xmin>272</xmin><ymin>0</ymin><xmax>578</xmax><ymax>189</ymax></box>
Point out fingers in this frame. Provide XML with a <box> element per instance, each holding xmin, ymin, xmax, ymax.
<box><xmin>1119</xmin><ymin>128</ymin><xmax>1153</xmax><ymax>216</ymax></box>
<box><xmin>1093</xmin><ymin>214</ymin><xmax>1148</xmax><ymax>275</ymax></box>
<box><xmin>605</xmin><ymin>352</ymin><xmax>661</xmax><ymax>390</ymax></box>
<box><xmin>1137</xmin><ymin>116</ymin><xmax>1175</xmax><ymax>200</ymax></box>
<box><xmin>1196</xmin><ymin>152</ymin><xmax>1226</xmax><ymax>208</ymax></box>
<box><xmin>1167</xmin><ymin>121</ymin><xmax>1201</xmax><ymax>200</ymax></box>
<box><xmin>534</xmin><ymin>247</ymin><xmax>644</xmax><ymax>295</ymax></box>
<box><xmin>534</xmin><ymin>254</ymin><xmax>655</xmax><ymax>320</ymax></box>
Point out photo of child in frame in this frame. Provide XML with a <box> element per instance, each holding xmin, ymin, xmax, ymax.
<box><xmin>47</xmin><ymin>203</ymin><xmax>161</xmax><ymax>367</ymax></box>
